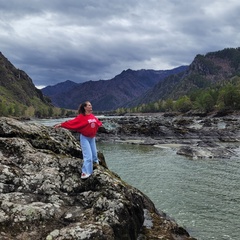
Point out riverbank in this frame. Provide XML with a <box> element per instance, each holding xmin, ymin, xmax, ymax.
<box><xmin>97</xmin><ymin>111</ymin><xmax>240</xmax><ymax>159</ymax></box>
<box><xmin>25</xmin><ymin>111</ymin><xmax>240</xmax><ymax>159</ymax></box>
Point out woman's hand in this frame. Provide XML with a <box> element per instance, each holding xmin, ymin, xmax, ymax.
<box><xmin>54</xmin><ymin>123</ymin><xmax>61</xmax><ymax>128</ymax></box>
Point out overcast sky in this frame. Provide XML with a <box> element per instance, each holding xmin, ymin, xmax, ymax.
<box><xmin>0</xmin><ymin>0</ymin><xmax>239</xmax><ymax>88</ymax></box>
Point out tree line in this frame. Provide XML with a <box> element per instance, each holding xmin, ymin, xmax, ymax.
<box><xmin>0</xmin><ymin>100</ymin><xmax>76</xmax><ymax>118</ymax></box>
<box><xmin>116</xmin><ymin>76</ymin><xmax>240</xmax><ymax>114</ymax></box>
<box><xmin>1</xmin><ymin>76</ymin><xmax>240</xmax><ymax>118</ymax></box>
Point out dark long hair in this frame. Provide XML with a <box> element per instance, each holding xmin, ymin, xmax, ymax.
<box><xmin>78</xmin><ymin>101</ymin><xmax>89</xmax><ymax>115</ymax></box>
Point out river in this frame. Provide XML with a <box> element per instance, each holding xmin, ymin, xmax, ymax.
<box><xmin>31</xmin><ymin>118</ymin><xmax>240</xmax><ymax>240</ymax></box>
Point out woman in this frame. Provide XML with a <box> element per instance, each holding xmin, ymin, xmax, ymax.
<box><xmin>54</xmin><ymin>101</ymin><xmax>102</xmax><ymax>179</ymax></box>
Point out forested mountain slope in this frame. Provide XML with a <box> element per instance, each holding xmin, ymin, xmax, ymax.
<box><xmin>124</xmin><ymin>47</ymin><xmax>240</xmax><ymax>108</ymax></box>
<box><xmin>0</xmin><ymin>52</ymin><xmax>52</xmax><ymax>117</ymax></box>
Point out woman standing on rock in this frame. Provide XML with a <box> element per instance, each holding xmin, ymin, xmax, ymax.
<box><xmin>54</xmin><ymin>101</ymin><xmax>102</xmax><ymax>179</ymax></box>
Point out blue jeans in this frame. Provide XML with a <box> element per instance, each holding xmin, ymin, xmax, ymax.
<box><xmin>80</xmin><ymin>134</ymin><xmax>99</xmax><ymax>175</ymax></box>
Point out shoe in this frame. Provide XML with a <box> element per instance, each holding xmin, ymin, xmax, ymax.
<box><xmin>93</xmin><ymin>162</ymin><xmax>99</xmax><ymax>169</ymax></box>
<box><xmin>81</xmin><ymin>173</ymin><xmax>91</xmax><ymax>179</ymax></box>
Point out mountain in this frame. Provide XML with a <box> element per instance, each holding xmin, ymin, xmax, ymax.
<box><xmin>42</xmin><ymin>66</ymin><xmax>188</xmax><ymax>111</ymax></box>
<box><xmin>125</xmin><ymin>47</ymin><xmax>240</xmax><ymax>107</ymax></box>
<box><xmin>0</xmin><ymin>52</ymin><xmax>52</xmax><ymax>117</ymax></box>
<box><xmin>2</xmin><ymin>47</ymin><xmax>239</xmax><ymax>116</ymax></box>
<box><xmin>42</xmin><ymin>80</ymin><xmax>78</xmax><ymax>96</ymax></box>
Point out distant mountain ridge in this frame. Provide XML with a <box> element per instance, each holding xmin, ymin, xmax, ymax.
<box><xmin>42</xmin><ymin>66</ymin><xmax>188</xmax><ymax>111</ymax></box>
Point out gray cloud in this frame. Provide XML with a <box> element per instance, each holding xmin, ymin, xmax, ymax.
<box><xmin>0</xmin><ymin>0</ymin><xmax>239</xmax><ymax>88</ymax></box>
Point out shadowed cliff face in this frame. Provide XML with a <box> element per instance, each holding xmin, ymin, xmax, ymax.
<box><xmin>0</xmin><ymin>117</ymin><xmax>196</xmax><ymax>240</ymax></box>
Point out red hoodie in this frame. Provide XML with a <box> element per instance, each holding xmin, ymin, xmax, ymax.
<box><xmin>60</xmin><ymin>114</ymin><xmax>102</xmax><ymax>138</ymax></box>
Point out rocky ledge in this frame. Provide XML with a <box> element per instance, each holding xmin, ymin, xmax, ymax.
<box><xmin>98</xmin><ymin>112</ymin><xmax>240</xmax><ymax>159</ymax></box>
<box><xmin>0</xmin><ymin>117</ymin><xmax>196</xmax><ymax>240</ymax></box>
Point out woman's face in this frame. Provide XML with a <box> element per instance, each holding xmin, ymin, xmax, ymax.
<box><xmin>84</xmin><ymin>102</ymin><xmax>92</xmax><ymax>113</ymax></box>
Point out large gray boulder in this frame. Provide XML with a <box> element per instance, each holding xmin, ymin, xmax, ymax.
<box><xmin>0</xmin><ymin>117</ymin><xmax>195</xmax><ymax>240</ymax></box>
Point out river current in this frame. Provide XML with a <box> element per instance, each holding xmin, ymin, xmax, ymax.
<box><xmin>31</xmin><ymin>118</ymin><xmax>240</xmax><ymax>240</ymax></box>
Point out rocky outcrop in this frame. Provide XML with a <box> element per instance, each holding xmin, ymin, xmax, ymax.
<box><xmin>0</xmin><ymin>117</ymin><xmax>195</xmax><ymax>240</ymax></box>
<box><xmin>98</xmin><ymin>113</ymin><xmax>240</xmax><ymax>159</ymax></box>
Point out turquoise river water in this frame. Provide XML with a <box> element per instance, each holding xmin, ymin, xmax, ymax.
<box><xmin>33</xmin><ymin>118</ymin><xmax>240</xmax><ymax>240</ymax></box>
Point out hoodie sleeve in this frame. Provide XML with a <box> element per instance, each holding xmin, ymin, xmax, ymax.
<box><xmin>60</xmin><ymin>115</ymin><xmax>86</xmax><ymax>130</ymax></box>
<box><xmin>96</xmin><ymin>117</ymin><xmax>103</xmax><ymax>127</ymax></box>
